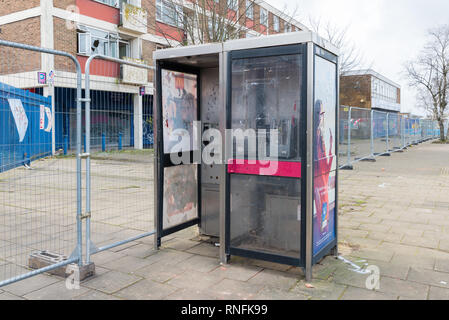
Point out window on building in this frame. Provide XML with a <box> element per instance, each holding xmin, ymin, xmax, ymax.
<box><xmin>119</xmin><ymin>0</ymin><xmax>142</xmax><ymax>7</ymax></box>
<box><xmin>119</xmin><ymin>40</ymin><xmax>131</xmax><ymax>59</ymax></box>
<box><xmin>227</xmin><ymin>0</ymin><xmax>238</xmax><ymax>11</ymax></box>
<box><xmin>96</xmin><ymin>0</ymin><xmax>119</xmax><ymax>7</ymax></box>
<box><xmin>284</xmin><ymin>22</ymin><xmax>291</xmax><ymax>33</ymax></box>
<box><xmin>77</xmin><ymin>26</ymin><xmax>130</xmax><ymax>58</ymax></box>
<box><xmin>260</xmin><ymin>7</ymin><xmax>267</xmax><ymax>26</ymax></box>
<box><xmin>246</xmin><ymin>0</ymin><xmax>254</xmax><ymax>20</ymax></box>
<box><xmin>273</xmin><ymin>15</ymin><xmax>280</xmax><ymax>32</ymax></box>
<box><xmin>156</xmin><ymin>0</ymin><xmax>184</xmax><ymax>28</ymax></box>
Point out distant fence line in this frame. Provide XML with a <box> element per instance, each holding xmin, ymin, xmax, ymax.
<box><xmin>338</xmin><ymin>106</ymin><xmax>447</xmax><ymax>169</ymax></box>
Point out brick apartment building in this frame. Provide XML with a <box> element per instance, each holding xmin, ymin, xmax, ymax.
<box><xmin>0</xmin><ymin>0</ymin><xmax>307</xmax><ymax>150</ymax></box>
<box><xmin>340</xmin><ymin>69</ymin><xmax>401</xmax><ymax>113</ymax></box>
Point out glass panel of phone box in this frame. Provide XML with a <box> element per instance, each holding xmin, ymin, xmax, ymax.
<box><xmin>230</xmin><ymin>53</ymin><xmax>303</xmax><ymax>258</ymax></box>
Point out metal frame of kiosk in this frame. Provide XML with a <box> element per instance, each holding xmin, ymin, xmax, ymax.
<box><xmin>153</xmin><ymin>32</ymin><xmax>339</xmax><ymax>280</ymax></box>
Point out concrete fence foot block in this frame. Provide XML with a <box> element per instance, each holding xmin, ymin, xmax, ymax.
<box><xmin>360</xmin><ymin>158</ymin><xmax>377</xmax><ymax>162</ymax></box>
<box><xmin>28</xmin><ymin>250</ymin><xmax>95</xmax><ymax>281</ymax></box>
<box><xmin>66</xmin><ymin>263</ymin><xmax>96</xmax><ymax>282</ymax></box>
<box><xmin>28</xmin><ymin>251</ymin><xmax>69</xmax><ymax>278</ymax></box>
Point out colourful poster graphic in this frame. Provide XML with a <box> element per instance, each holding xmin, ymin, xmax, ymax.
<box><xmin>313</xmin><ymin>55</ymin><xmax>337</xmax><ymax>255</ymax></box>
<box><xmin>162</xmin><ymin>70</ymin><xmax>198</xmax><ymax>154</ymax></box>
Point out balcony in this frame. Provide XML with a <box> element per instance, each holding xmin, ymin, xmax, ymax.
<box><xmin>119</xmin><ymin>3</ymin><xmax>148</xmax><ymax>34</ymax></box>
<box><xmin>120</xmin><ymin>57</ymin><xmax>148</xmax><ymax>85</ymax></box>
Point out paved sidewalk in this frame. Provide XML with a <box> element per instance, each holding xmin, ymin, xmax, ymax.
<box><xmin>1</xmin><ymin>141</ymin><xmax>449</xmax><ymax>300</ymax></box>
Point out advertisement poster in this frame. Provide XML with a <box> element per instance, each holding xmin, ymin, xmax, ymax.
<box><xmin>161</xmin><ymin>70</ymin><xmax>198</xmax><ymax>154</ymax></box>
<box><xmin>8</xmin><ymin>99</ymin><xmax>29</xmax><ymax>143</ymax></box>
<box><xmin>40</xmin><ymin>105</ymin><xmax>45</xmax><ymax>129</ymax></box>
<box><xmin>163</xmin><ymin>165</ymin><xmax>198</xmax><ymax>230</ymax></box>
<box><xmin>313</xmin><ymin>55</ymin><xmax>337</xmax><ymax>255</ymax></box>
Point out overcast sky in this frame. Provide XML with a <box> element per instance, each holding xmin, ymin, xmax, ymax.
<box><xmin>265</xmin><ymin>0</ymin><xmax>449</xmax><ymax>116</ymax></box>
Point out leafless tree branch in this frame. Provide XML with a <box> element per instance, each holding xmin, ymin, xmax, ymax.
<box><xmin>405</xmin><ymin>24</ymin><xmax>449</xmax><ymax>141</ymax></box>
<box><xmin>307</xmin><ymin>16</ymin><xmax>368</xmax><ymax>75</ymax></box>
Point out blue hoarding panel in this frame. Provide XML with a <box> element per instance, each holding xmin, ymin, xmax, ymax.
<box><xmin>0</xmin><ymin>82</ymin><xmax>52</xmax><ymax>172</ymax></box>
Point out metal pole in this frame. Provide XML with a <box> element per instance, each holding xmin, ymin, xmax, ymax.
<box><xmin>386</xmin><ymin>113</ymin><xmax>389</xmax><ymax>153</ymax></box>
<box><xmin>51</xmin><ymin>85</ymin><xmax>56</xmax><ymax>155</ymax></box>
<box><xmin>0</xmin><ymin>257</ymin><xmax>78</xmax><ymax>288</ymax></box>
<box><xmin>75</xmin><ymin>59</ymin><xmax>83</xmax><ymax>267</ymax></box>
<box><xmin>347</xmin><ymin>107</ymin><xmax>352</xmax><ymax>167</ymax></box>
<box><xmin>305</xmin><ymin>42</ymin><xmax>314</xmax><ymax>282</ymax></box>
<box><xmin>370</xmin><ymin>110</ymin><xmax>374</xmax><ymax>158</ymax></box>
<box><xmin>401</xmin><ymin>116</ymin><xmax>405</xmax><ymax>149</ymax></box>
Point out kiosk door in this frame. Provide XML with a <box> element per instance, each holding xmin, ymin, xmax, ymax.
<box><xmin>226</xmin><ymin>45</ymin><xmax>307</xmax><ymax>266</ymax></box>
<box><xmin>156</xmin><ymin>65</ymin><xmax>201</xmax><ymax>243</ymax></box>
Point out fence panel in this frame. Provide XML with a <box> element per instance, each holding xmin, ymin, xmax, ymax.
<box><xmin>348</xmin><ymin>107</ymin><xmax>372</xmax><ymax>162</ymax></box>
<box><xmin>83</xmin><ymin>55</ymin><xmax>155</xmax><ymax>263</ymax></box>
<box><xmin>388</xmin><ymin>113</ymin><xmax>402</xmax><ymax>151</ymax></box>
<box><xmin>337</xmin><ymin>106</ymin><xmax>441</xmax><ymax>170</ymax></box>
<box><xmin>372</xmin><ymin>110</ymin><xmax>388</xmax><ymax>155</ymax></box>
<box><xmin>0</xmin><ymin>41</ymin><xmax>81</xmax><ymax>287</ymax></box>
<box><xmin>338</xmin><ymin>106</ymin><xmax>350</xmax><ymax>168</ymax></box>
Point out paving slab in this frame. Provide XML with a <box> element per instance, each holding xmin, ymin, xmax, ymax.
<box><xmin>210</xmin><ymin>264</ymin><xmax>263</xmax><ymax>282</ymax></box>
<box><xmin>102</xmin><ymin>255</ymin><xmax>154</xmax><ymax>274</ymax></box>
<box><xmin>186</xmin><ymin>243</ymin><xmax>220</xmax><ymax>258</ymax></box>
<box><xmin>340</xmin><ymin>286</ymin><xmax>398</xmax><ymax>300</ymax></box>
<box><xmin>407</xmin><ymin>267</ymin><xmax>449</xmax><ymax>289</ymax></box>
<box><xmin>0</xmin><ymin>291</ymin><xmax>25</xmax><ymax>300</ymax></box>
<box><xmin>2</xmin><ymin>273</ymin><xmax>59</xmax><ymax>297</ymax></box>
<box><xmin>115</xmin><ymin>279</ymin><xmax>178</xmax><ymax>300</ymax></box>
<box><xmin>119</xmin><ymin>243</ymin><xmax>155</xmax><ymax>259</ymax></box>
<box><xmin>247</xmin><ymin>269</ymin><xmax>300</xmax><ymax>291</ymax></box>
<box><xmin>291</xmin><ymin>280</ymin><xmax>347</xmax><ymax>300</ymax></box>
<box><xmin>428</xmin><ymin>286</ymin><xmax>449</xmax><ymax>300</ymax></box>
<box><xmin>253</xmin><ymin>287</ymin><xmax>309</xmax><ymax>300</ymax></box>
<box><xmin>145</xmin><ymin>249</ymin><xmax>194</xmax><ymax>266</ymax></box>
<box><xmin>90</xmin><ymin>250</ymin><xmax>127</xmax><ymax>266</ymax></box>
<box><xmin>435</xmin><ymin>257</ymin><xmax>449</xmax><ymax>273</ymax></box>
<box><xmin>377</xmin><ymin>276</ymin><xmax>429</xmax><ymax>300</ymax></box>
<box><xmin>180</xmin><ymin>255</ymin><xmax>221</xmax><ymax>273</ymax></box>
<box><xmin>133</xmin><ymin>260</ymin><xmax>187</xmax><ymax>283</ymax></box>
<box><xmin>167</xmin><ymin>270</ymin><xmax>224</xmax><ymax>291</ymax></box>
<box><xmin>73</xmin><ymin>290</ymin><xmax>122</xmax><ymax>300</ymax></box>
<box><xmin>165</xmin><ymin>288</ymin><xmax>220</xmax><ymax>300</ymax></box>
<box><xmin>81</xmin><ymin>270</ymin><xmax>142</xmax><ymax>294</ymax></box>
<box><xmin>210</xmin><ymin>279</ymin><xmax>264</xmax><ymax>300</ymax></box>
<box><xmin>162</xmin><ymin>238</ymin><xmax>202</xmax><ymax>251</ymax></box>
<box><xmin>23</xmin><ymin>280</ymin><xmax>90</xmax><ymax>300</ymax></box>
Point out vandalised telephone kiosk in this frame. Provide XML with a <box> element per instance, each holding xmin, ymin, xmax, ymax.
<box><xmin>153</xmin><ymin>32</ymin><xmax>339</xmax><ymax>280</ymax></box>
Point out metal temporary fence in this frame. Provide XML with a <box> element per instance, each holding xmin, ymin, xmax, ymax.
<box><xmin>83</xmin><ymin>55</ymin><xmax>155</xmax><ymax>265</ymax></box>
<box><xmin>0</xmin><ymin>41</ymin><xmax>157</xmax><ymax>288</ymax></box>
<box><xmin>339</xmin><ymin>106</ymin><xmax>442</xmax><ymax>169</ymax></box>
<box><xmin>0</xmin><ymin>40</ymin><xmax>83</xmax><ymax>287</ymax></box>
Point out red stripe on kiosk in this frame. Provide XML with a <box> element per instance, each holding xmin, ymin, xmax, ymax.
<box><xmin>227</xmin><ymin>159</ymin><xmax>302</xmax><ymax>178</ymax></box>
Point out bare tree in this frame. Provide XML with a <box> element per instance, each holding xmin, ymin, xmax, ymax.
<box><xmin>124</xmin><ymin>0</ymin><xmax>301</xmax><ymax>47</ymax></box>
<box><xmin>307</xmin><ymin>17</ymin><xmax>366</xmax><ymax>75</ymax></box>
<box><xmin>405</xmin><ymin>25</ymin><xmax>449</xmax><ymax>141</ymax></box>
